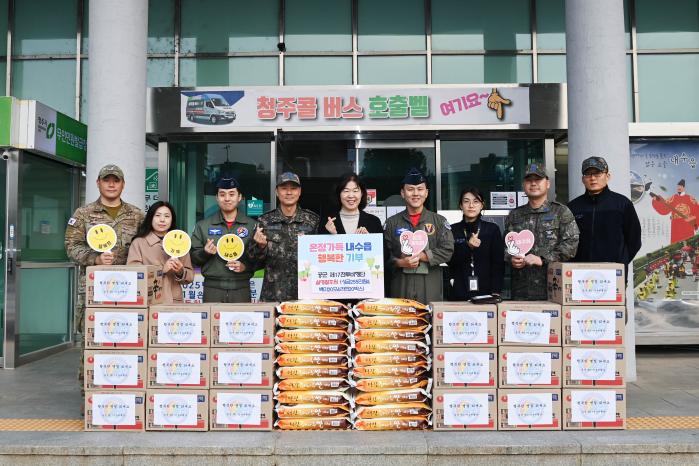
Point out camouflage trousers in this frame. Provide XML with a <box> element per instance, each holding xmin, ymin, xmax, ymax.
<box><xmin>76</xmin><ymin>277</ymin><xmax>86</xmax><ymax>415</ymax></box>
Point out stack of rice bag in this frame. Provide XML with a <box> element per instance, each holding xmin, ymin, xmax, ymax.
<box><xmin>274</xmin><ymin>300</ymin><xmax>352</xmax><ymax>430</ymax></box>
<box><xmin>350</xmin><ymin>298</ymin><xmax>433</xmax><ymax>430</ymax></box>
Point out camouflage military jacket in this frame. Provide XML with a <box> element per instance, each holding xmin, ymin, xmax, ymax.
<box><xmin>248</xmin><ymin>206</ymin><xmax>320</xmax><ymax>302</ymax></box>
<box><xmin>65</xmin><ymin>199</ymin><xmax>145</xmax><ymax>274</ymax></box>
<box><xmin>505</xmin><ymin>200</ymin><xmax>579</xmax><ymax>300</ymax></box>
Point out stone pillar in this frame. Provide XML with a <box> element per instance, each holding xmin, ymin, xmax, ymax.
<box><xmin>86</xmin><ymin>0</ymin><xmax>147</xmax><ymax>208</ymax></box>
<box><xmin>566</xmin><ymin>0</ymin><xmax>636</xmax><ymax>380</ymax></box>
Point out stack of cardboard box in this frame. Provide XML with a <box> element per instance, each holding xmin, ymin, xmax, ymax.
<box><xmin>83</xmin><ymin>265</ymin><xmax>276</xmax><ymax>432</ymax></box>
<box><xmin>146</xmin><ymin>303</ymin><xmax>210</xmax><ymax>431</ymax></box>
<box><xmin>83</xmin><ymin>265</ymin><xmax>161</xmax><ymax>432</ymax></box>
<box><xmin>209</xmin><ymin>303</ymin><xmax>276</xmax><ymax>431</ymax></box>
<box><xmin>432</xmin><ymin>302</ymin><xmax>498</xmax><ymax>431</ymax></box>
<box><xmin>549</xmin><ymin>263</ymin><xmax>627</xmax><ymax>430</ymax></box>
<box><xmin>496</xmin><ymin>301</ymin><xmax>563</xmax><ymax>431</ymax></box>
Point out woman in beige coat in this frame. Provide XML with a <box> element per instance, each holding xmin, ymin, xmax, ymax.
<box><xmin>127</xmin><ymin>201</ymin><xmax>194</xmax><ymax>303</ymax></box>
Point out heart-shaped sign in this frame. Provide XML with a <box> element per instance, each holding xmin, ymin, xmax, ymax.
<box><xmin>504</xmin><ymin>229</ymin><xmax>535</xmax><ymax>257</ymax></box>
<box><xmin>399</xmin><ymin>230</ymin><xmax>428</xmax><ymax>256</ymax></box>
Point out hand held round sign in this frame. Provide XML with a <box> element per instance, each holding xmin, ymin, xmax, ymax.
<box><xmin>86</xmin><ymin>224</ymin><xmax>117</xmax><ymax>253</ymax></box>
<box><xmin>504</xmin><ymin>230</ymin><xmax>535</xmax><ymax>257</ymax></box>
<box><xmin>399</xmin><ymin>230</ymin><xmax>429</xmax><ymax>256</ymax></box>
<box><xmin>163</xmin><ymin>229</ymin><xmax>192</xmax><ymax>258</ymax></box>
<box><xmin>217</xmin><ymin>234</ymin><xmax>245</xmax><ymax>270</ymax></box>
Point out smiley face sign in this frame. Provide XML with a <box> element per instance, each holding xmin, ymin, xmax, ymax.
<box><xmin>86</xmin><ymin>224</ymin><xmax>117</xmax><ymax>252</ymax></box>
<box><xmin>163</xmin><ymin>230</ymin><xmax>192</xmax><ymax>258</ymax></box>
<box><xmin>217</xmin><ymin>234</ymin><xmax>245</xmax><ymax>261</ymax></box>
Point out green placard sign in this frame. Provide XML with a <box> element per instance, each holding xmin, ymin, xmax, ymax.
<box><xmin>247</xmin><ymin>197</ymin><xmax>263</xmax><ymax>216</ymax></box>
<box><xmin>0</xmin><ymin>97</ymin><xmax>12</xmax><ymax>147</ymax></box>
<box><xmin>55</xmin><ymin>112</ymin><xmax>87</xmax><ymax>165</ymax></box>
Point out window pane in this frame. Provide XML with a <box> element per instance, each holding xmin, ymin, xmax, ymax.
<box><xmin>286</xmin><ymin>0</ymin><xmax>351</xmax><ymax>51</ymax></box>
<box><xmin>181</xmin><ymin>0</ymin><xmax>279</xmax><ymax>53</ymax></box>
<box><xmin>636</xmin><ymin>0</ymin><xmax>699</xmax><ymax>49</ymax></box>
<box><xmin>358</xmin><ymin>146</ymin><xmax>437</xmax><ymax>212</ymax></box>
<box><xmin>432</xmin><ymin>0</ymin><xmax>531</xmax><ymax>51</ymax></box>
<box><xmin>180</xmin><ymin>57</ymin><xmax>278</xmax><ymax>86</ymax></box>
<box><xmin>537</xmin><ymin>54</ymin><xmax>566</xmax><ymax>83</ymax></box>
<box><xmin>358</xmin><ymin>0</ymin><xmax>425</xmax><ymax>51</ymax></box>
<box><xmin>536</xmin><ymin>0</ymin><xmax>566</xmax><ymax>50</ymax></box>
<box><xmin>432</xmin><ymin>55</ymin><xmax>531</xmax><ymax>84</ymax></box>
<box><xmin>20</xmin><ymin>153</ymin><xmax>74</xmax><ymax>261</ymax></box>
<box><xmin>12</xmin><ymin>60</ymin><xmax>77</xmax><ymax>117</ymax></box>
<box><xmin>0</xmin><ymin>0</ymin><xmax>8</xmax><ymax>54</ymax></box>
<box><xmin>168</xmin><ymin>142</ymin><xmax>272</xmax><ymax>234</ymax></box>
<box><xmin>148</xmin><ymin>58</ymin><xmax>175</xmax><ymax>87</ymax></box>
<box><xmin>82</xmin><ymin>0</ymin><xmax>88</xmax><ymax>53</ymax></box>
<box><xmin>277</xmin><ymin>138</ymin><xmax>356</xmax><ymax>217</ymax></box>
<box><xmin>80</xmin><ymin>59</ymin><xmax>88</xmax><ymax>123</ymax></box>
<box><xmin>14</xmin><ymin>0</ymin><xmax>77</xmax><ymax>55</ymax></box>
<box><xmin>358</xmin><ymin>56</ymin><xmax>426</xmax><ymax>84</ymax></box>
<box><xmin>440</xmin><ymin>140</ymin><xmax>544</xmax><ymax>209</ymax></box>
<box><xmin>149</xmin><ymin>0</ymin><xmax>175</xmax><ymax>53</ymax></box>
<box><xmin>285</xmin><ymin>57</ymin><xmax>351</xmax><ymax>85</ymax></box>
<box><xmin>19</xmin><ymin>268</ymin><xmax>72</xmax><ymax>355</ymax></box>
<box><xmin>536</xmin><ymin>0</ymin><xmax>631</xmax><ymax>50</ymax></box>
<box><xmin>638</xmin><ymin>54</ymin><xmax>699</xmax><ymax>122</ymax></box>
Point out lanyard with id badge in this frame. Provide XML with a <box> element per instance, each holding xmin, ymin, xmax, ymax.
<box><xmin>466</xmin><ymin>222</ymin><xmax>481</xmax><ymax>292</ymax></box>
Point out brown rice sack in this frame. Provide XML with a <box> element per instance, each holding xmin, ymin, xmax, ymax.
<box><xmin>354</xmin><ymin>316</ymin><xmax>429</xmax><ymax>330</ymax></box>
<box><xmin>276</xmin><ymin>366</ymin><xmax>348</xmax><ymax>379</ymax></box>
<box><xmin>277</xmin><ymin>300</ymin><xmax>348</xmax><ymax>316</ymax></box>
<box><xmin>353</xmin><ymin>417</ymin><xmax>431</xmax><ymax>430</ymax></box>
<box><xmin>276</xmin><ymin>353</ymin><xmax>349</xmax><ymax>367</ymax></box>
<box><xmin>275</xmin><ymin>328</ymin><xmax>349</xmax><ymax>343</ymax></box>
<box><xmin>354</xmin><ymin>340</ymin><xmax>429</xmax><ymax>354</ymax></box>
<box><xmin>275</xmin><ymin>417</ymin><xmax>351</xmax><ymax>430</ymax></box>
<box><xmin>352</xmin><ymin>328</ymin><xmax>429</xmax><ymax>341</ymax></box>
<box><xmin>275</xmin><ymin>378</ymin><xmax>350</xmax><ymax>392</ymax></box>
<box><xmin>350</xmin><ymin>363</ymin><xmax>428</xmax><ymax>379</ymax></box>
<box><xmin>353</xmin><ymin>298</ymin><xmax>429</xmax><ymax>316</ymax></box>
<box><xmin>354</xmin><ymin>403</ymin><xmax>432</xmax><ymax>419</ymax></box>
<box><xmin>353</xmin><ymin>353</ymin><xmax>430</xmax><ymax>367</ymax></box>
<box><xmin>275</xmin><ymin>342</ymin><xmax>349</xmax><ymax>354</ymax></box>
<box><xmin>276</xmin><ymin>404</ymin><xmax>350</xmax><ymax>419</ymax></box>
<box><xmin>277</xmin><ymin>315</ymin><xmax>351</xmax><ymax>329</ymax></box>
<box><xmin>354</xmin><ymin>388</ymin><xmax>431</xmax><ymax>406</ymax></box>
<box><xmin>351</xmin><ymin>377</ymin><xmax>429</xmax><ymax>392</ymax></box>
<box><xmin>274</xmin><ymin>390</ymin><xmax>352</xmax><ymax>406</ymax></box>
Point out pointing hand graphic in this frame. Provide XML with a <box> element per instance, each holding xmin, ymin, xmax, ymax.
<box><xmin>487</xmin><ymin>88</ymin><xmax>512</xmax><ymax>120</ymax></box>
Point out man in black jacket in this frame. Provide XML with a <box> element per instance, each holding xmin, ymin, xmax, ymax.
<box><xmin>568</xmin><ymin>156</ymin><xmax>642</xmax><ymax>283</ymax></box>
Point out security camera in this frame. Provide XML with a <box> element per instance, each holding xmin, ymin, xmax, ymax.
<box><xmin>1</xmin><ymin>150</ymin><xmax>9</xmax><ymax>161</ymax></box>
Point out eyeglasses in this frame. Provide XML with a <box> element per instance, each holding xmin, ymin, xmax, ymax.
<box><xmin>583</xmin><ymin>172</ymin><xmax>607</xmax><ymax>179</ymax></box>
<box><xmin>461</xmin><ymin>198</ymin><xmax>482</xmax><ymax>206</ymax></box>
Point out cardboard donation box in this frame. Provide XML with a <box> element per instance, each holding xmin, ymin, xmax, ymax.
<box><xmin>147</xmin><ymin>348</ymin><xmax>210</xmax><ymax>389</ymax></box>
<box><xmin>433</xmin><ymin>388</ymin><xmax>497</xmax><ymax>431</ymax></box>
<box><xmin>563</xmin><ymin>347</ymin><xmax>626</xmax><ymax>388</ymax></box>
<box><xmin>498</xmin><ymin>389</ymin><xmax>562</xmax><ymax>431</ymax></box>
<box><xmin>547</xmin><ymin>263</ymin><xmax>625</xmax><ymax>306</ymax></box>
<box><xmin>211</xmin><ymin>304</ymin><xmax>276</xmax><ymax>347</ymax></box>
<box><xmin>433</xmin><ymin>347</ymin><xmax>497</xmax><ymax>389</ymax></box>
<box><xmin>498</xmin><ymin>346</ymin><xmax>562</xmax><ymax>389</ymax></box>
<box><xmin>85</xmin><ymin>308</ymin><xmax>147</xmax><ymax>349</ymax></box>
<box><xmin>431</xmin><ymin>302</ymin><xmax>497</xmax><ymax>347</ymax></box>
<box><xmin>148</xmin><ymin>305</ymin><xmax>211</xmax><ymax>347</ymax></box>
<box><xmin>210</xmin><ymin>390</ymin><xmax>274</xmax><ymax>431</ymax></box>
<box><xmin>497</xmin><ymin>302</ymin><xmax>561</xmax><ymax>346</ymax></box>
<box><xmin>84</xmin><ymin>350</ymin><xmax>146</xmax><ymax>390</ymax></box>
<box><xmin>563</xmin><ymin>389</ymin><xmax>626</xmax><ymax>430</ymax></box>
<box><xmin>86</xmin><ymin>266</ymin><xmax>163</xmax><ymax>307</ymax></box>
<box><xmin>563</xmin><ymin>306</ymin><xmax>625</xmax><ymax>346</ymax></box>
<box><xmin>85</xmin><ymin>391</ymin><xmax>145</xmax><ymax>431</ymax></box>
<box><xmin>211</xmin><ymin>348</ymin><xmax>274</xmax><ymax>389</ymax></box>
<box><xmin>146</xmin><ymin>389</ymin><xmax>208</xmax><ymax>431</ymax></box>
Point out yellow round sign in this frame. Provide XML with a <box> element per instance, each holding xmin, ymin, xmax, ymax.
<box><xmin>163</xmin><ymin>229</ymin><xmax>192</xmax><ymax>258</ymax></box>
<box><xmin>86</xmin><ymin>224</ymin><xmax>117</xmax><ymax>253</ymax></box>
<box><xmin>217</xmin><ymin>234</ymin><xmax>245</xmax><ymax>261</ymax></box>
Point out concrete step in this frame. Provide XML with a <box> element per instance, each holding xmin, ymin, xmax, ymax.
<box><xmin>1</xmin><ymin>430</ymin><xmax>698</xmax><ymax>466</ymax></box>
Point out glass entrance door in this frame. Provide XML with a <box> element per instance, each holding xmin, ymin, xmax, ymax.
<box><xmin>0</xmin><ymin>159</ymin><xmax>5</xmax><ymax>365</ymax></box>
<box><xmin>357</xmin><ymin>141</ymin><xmax>437</xmax><ymax>211</ymax></box>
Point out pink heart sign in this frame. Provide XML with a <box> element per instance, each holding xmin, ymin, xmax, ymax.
<box><xmin>400</xmin><ymin>230</ymin><xmax>428</xmax><ymax>256</ymax></box>
<box><xmin>505</xmin><ymin>229</ymin><xmax>535</xmax><ymax>257</ymax></box>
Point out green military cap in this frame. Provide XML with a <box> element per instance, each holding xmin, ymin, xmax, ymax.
<box><xmin>98</xmin><ymin>164</ymin><xmax>124</xmax><ymax>180</ymax></box>
<box><xmin>523</xmin><ymin>163</ymin><xmax>548</xmax><ymax>179</ymax></box>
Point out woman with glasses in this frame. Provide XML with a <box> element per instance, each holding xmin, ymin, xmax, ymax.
<box><xmin>320</xmin><ymin>173</ymin><xmax>383</xmax><ymax>235</ymax></box>
<box><xmin>448</xmin><ymin>187</ymin><xmax>504</xmax><ymax>300</ymax></box>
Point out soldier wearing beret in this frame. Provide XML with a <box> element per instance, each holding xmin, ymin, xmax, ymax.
<box><xmin>383</xmin><ymin>168</ymin><xmax>454</xmax><ymax>304</ymax></box>
<box><xmin>190</xmin><ymin>176</ymin><xmax>258</xmax><ymax>302</ymax></box>
<box><xmin>64</xmin><ymin>164</ymin><xmax>144</xmax><ymax>411</ymax></box>
<box><xmin>249</xmin><ymin>172</ymin><xmax>320</xmax><ymax>302</ymax></box>
<box><xmin>505</xmin><ymin>164</ymin><xmax>579</xmax><ymax>300</ymax></box>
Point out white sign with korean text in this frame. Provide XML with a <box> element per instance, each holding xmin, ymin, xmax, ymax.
<box><xmin>443</xmin><ymin>392</ymin><xmax>490</xmax><ymax>426</ymax></box>
<box><xmin>91</xmin><ymin>393</ymin><xmax>136</xmax><ymax>426</ymax></box>
<box><xmin>216</xmin><ymin>392</ymin><xmax>262</xmax><ymax>425</ymax></box>
<box><xmin>504</xmin><ymin>311</ymin><xmax>551</xmax><ymax>345</ymax></box>
<box><xmin>570</xmin><ymin>390</ymin><xmax>617</xmax><ymax>423</ymax></box>
<box><xmin>157</xmin><ymin>312</ymin><xmax>202</xmax><ymax>344</ymax></box>
<box><xmin>507</xmin><ymin>392</ymin><xmax>553</xmax><ymax>426</ymax></box>
<box><xmin>93</xmin><ymin>311</ymin><xmax>139</xmax><ymax>344</ymax></box>
<box><xmin>93</xmin><ymin>271</ymin><xmax>138</xmax><ymax>303</ymax></box>
<box><xmin>442</xmin><ymin>311</ymin><xmax>489</xmax><ymax>344</ymax></box>
<box><xmin>219</xmin><ymin>312</ymin><xmax>265</xmax><ymax>344</ymax></box>
<box><xmin>571</xmin><ymin>269</ymin><xmax>617</xmax><ymax>301</ymax></box>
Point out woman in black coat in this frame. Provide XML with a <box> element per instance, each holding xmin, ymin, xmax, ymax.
<box><xmin>448</xmin><ymin>187</ymin><xmax>504</xmax><ymax>300</ymax></box>
<box><xmin>319</xmin><ymin>173</ymin><xmax>383</xmax><ymax>235</ymax></box>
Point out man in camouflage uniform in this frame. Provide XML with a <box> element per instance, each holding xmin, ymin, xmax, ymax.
<box><xmin>505</xmin><ymin>163</ymin><xmax>579</xmax><ymax>300</ymax></box>
<box><xmin>64</xmin><ymin>164</ymin><xmax>144</xmax><ymax>408</ymax></box>
<box><xmin>383</xmin><ymin>168</ymin><xmax>454</xmax><ymax>304</ymax></box>
<box><xmin>249</xmin><ymin>172</ymin><xmax>319</xmax><ymax>302</ymax></box>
